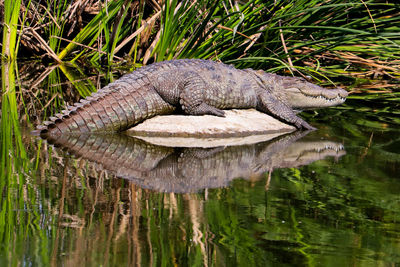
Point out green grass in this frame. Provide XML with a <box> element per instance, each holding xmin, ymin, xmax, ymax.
<box><xmin>0</xmin><ymin>0</ymin><xmax>398</xmax><ymax>84</ymax></box>
<box><xmin>2</xmin><ymin>0</ymin><xmax>22</xmax><ymax>60</ymax></box>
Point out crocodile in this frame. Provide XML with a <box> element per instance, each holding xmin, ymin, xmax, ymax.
<box><xmin>36</xmin><ymin>59</ymin><xmax>348</xmax><ymax>138</ymax></box>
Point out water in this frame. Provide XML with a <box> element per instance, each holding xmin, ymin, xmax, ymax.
<box><xmin>1</xmin><ymin>63</ymin><xmax>400</xmax><ymax>266</ymax></box>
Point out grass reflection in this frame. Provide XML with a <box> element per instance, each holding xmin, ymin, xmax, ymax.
<box><xmin>1</xmin><ymin>61</ymin><xmax>32</xmax><ymax>265</ymax></box>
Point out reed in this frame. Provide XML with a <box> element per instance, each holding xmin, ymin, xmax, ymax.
<box><xmin>1</xmin><ymin>0</ymin><xmax>397</xmax><ymax>83</ymax></box>
<box><xmin>2</xmin><ymin>0</ymin><xmax>22</xmax><ymax>60</ymax></box>
<box><xmin>57</xmin><ymin>0</ymin><xmax>126</xmax><ymax>61</ymax></box>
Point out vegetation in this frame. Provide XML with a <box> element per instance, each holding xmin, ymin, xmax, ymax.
<box><xmin>1</xmin><ymin>0</ymin><xmax>399</xmax><ymax>85</ymax></box>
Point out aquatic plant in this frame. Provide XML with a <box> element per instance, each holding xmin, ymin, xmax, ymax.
<box><xmin>1</xmin><ymin>0</ymin><xmax>22</xmax><ymax>60</ymax></box>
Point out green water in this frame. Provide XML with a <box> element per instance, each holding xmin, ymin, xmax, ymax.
<box><xmin>1</xmin><ymin>63</ymin><xmax>400</xmax><ymax>266</ymax></box>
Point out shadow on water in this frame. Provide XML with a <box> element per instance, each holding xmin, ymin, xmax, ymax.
<box><xmin>1</xmin><ymin>62</ymin><xmax>400</xmax><ymax>266</ymax></box>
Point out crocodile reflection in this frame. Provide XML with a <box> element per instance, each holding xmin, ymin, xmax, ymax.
<box><xmin>48</xmin><ymin>132</ymin><xmax>345</xmax><ymax>192</ymax></box>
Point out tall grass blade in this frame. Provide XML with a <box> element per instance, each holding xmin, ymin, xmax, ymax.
<box><xmin>2</xmin><ymin>0</ymin><xmax>22</xmax><ymax>60</ymax></box>
<box><xmin>58</xmin><ymin>0</ymin><xmax>125</xmax><ymax>60</ymax></box>
<box><xmin>108</xmin><ymin>0</ymin><xmax>133</xmax><ymax>64</ymax></box>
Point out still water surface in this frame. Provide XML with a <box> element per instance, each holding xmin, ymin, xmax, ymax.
<box><xmin>1</xmin><ymin>63</ymin><xmax>399</xmax><ymax>266</ymax></box>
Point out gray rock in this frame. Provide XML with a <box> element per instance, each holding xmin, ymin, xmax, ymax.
<box><xmin>127</xmin><ymin>109</ymin><xmax>296</xmax><ymax>147</ymax></box>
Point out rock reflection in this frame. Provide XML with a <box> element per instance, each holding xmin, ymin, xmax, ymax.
<box><xmin>46</xmin><ymin>131</ymin><xmax>345</xmax><ymax>192</ymax></box>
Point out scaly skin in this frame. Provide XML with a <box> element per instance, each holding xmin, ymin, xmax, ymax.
<box><xmin>36</xmin><ymin>59</ymin><xmax>348</xmax><ymax>138</ymax></box>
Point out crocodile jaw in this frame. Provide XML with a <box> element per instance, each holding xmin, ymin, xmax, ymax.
<box><xmin>253</xmin><ymin>71</ymin><xmax>348</xmax><ymax>110</ymax></box>
<box><xmin>284</xmin><ymin>86</ymin><xmax>348</xmax><ymax>109</ymax></box>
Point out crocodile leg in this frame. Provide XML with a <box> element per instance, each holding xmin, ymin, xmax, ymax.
<box><xmin>256</xmin><ymin>90</ymin><xmax>315</xmax><ymax>130</ymax></box>
<box><xmin>179</xmin><ymin>73</ymin><xmax>225</xmax><ymax>117</ymax></box>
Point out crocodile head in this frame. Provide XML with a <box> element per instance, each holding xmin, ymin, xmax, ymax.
<box><xmin>254</xmin><ymin>71</ymin><xmax>348</xmax><ymax>110</ymax></box>
<box><xmin>281</xmin><ymin>76</ymin><xmax>348</xmax><ymax>109</ymax></box>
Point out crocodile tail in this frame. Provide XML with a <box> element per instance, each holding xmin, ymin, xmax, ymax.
<box><xmin>37</xmin><ymin>74</ymin><xmax>175</xmax><ymax>139</ymax></box>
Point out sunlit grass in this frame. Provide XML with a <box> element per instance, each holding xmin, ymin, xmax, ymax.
<box><xmin>1</xmin><ymin>0</ymin><xmax>397</xmax><ymax>83</ymax></box>
<box><xmin>2</xmin><ymin>0</ymin><xmax>22</xmax><ymax>60</ymax></box>
<box><xmin>57</xmin><ymin>0</ymin><xmax>127</xmax><ymax>62</ymax></box>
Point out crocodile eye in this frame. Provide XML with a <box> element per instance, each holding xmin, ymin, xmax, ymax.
<box><xmin>292</xmin><ymin>77</ymin><xmax>305</xmax><ymax>83</ymax></box>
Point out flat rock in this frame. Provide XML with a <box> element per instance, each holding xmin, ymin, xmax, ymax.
<box><xmin>126</xmin><ymin>109</ymin><xmax>296</xmax><ymax>147</ymax></box>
